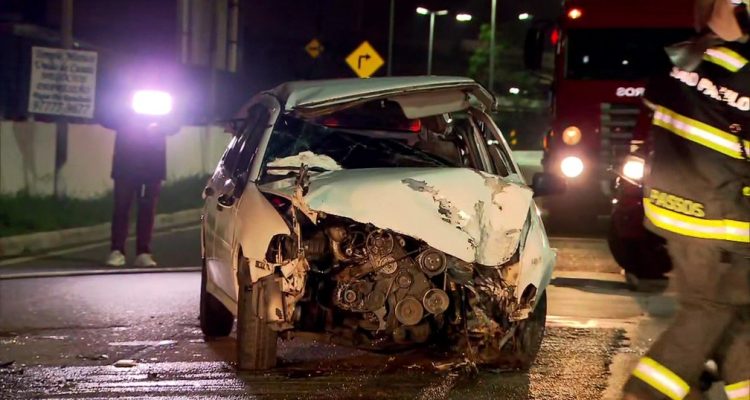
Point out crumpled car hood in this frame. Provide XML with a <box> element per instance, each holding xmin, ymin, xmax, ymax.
<box><xmin>259</xmin><ymin>168</ymin><xmax>533</xmax><ymax>266</ymax></box>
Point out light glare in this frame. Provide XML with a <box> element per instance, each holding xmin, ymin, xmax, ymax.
<box><xmin>567</xmin><ymin>8</ymin><xmax>583</xmax><ymax>19</ymax></box>
<box><xmin>456</xmin><ymin>13</ymin><xmax>472</xmax><ymax>22</ymax></box>
<box><xmin>132</xmin><ymin>90</ymin><xmax>173</xmax><ymax>116</ymax></box>
<box><xmin>561</xmin><ymin>156</ymin><xmax>584</xmax><ymax>178</ymax></box>
<box><xmin>416</xmin><ymin>7</ymin><xmax>429</xmax><ymax>15</ymax></box>
<box><xmin>509</xmin><ymin>87</ymin><xmax>520</xmax><ymax>95</ymax></box>
<box><xmin>435</xmin><ymin>9</ymin><xmax>449</xmax><ymax>16</ymax></box>
<box><xmin>518</xmin><ymin>12</ymin><xmax>531</xmax><ymax>20</ymax></box>
<box><xmin>623</xmin><ymin>158</ymin><xmax>645</xmax><ymax>180</ymax></box>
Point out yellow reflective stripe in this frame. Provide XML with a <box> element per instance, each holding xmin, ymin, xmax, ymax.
<box><xmin>644</xmin><ymin>198</ymin><xmax>750</xmax><ymax>243</ymax></box>
<box><xmin>725</xmin><ymin>380</ymin><xmax>750</xmax><ymax>400</ymax></box>
<box><xmin>653</xmin><ymin>106</ymin><xmax>750</xmax><ymax>160</ymax></box>
<box><xmin>704</xmin><ymin>47</ymin><xmax>749</xmax><ymax>72</ymax></box>
<box><xmin>632</xmin><ymin>357</ymin><xmax>690</xmax><ymax>400</ymax></box>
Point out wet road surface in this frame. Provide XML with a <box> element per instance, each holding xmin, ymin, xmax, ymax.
<box><xmin>0</xmin><ymin>266</ymin><xmax>645</xmax><ymax>400</ymax></box>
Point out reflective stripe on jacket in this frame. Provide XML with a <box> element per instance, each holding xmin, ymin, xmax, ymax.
<box><xmin>644</xmin><ymin>41</ymin><xmax>750</xmax><ymax>250</ymax></box>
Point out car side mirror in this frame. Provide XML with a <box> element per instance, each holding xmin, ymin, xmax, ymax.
<box><xmin>531</xmin><ymin>172</ymin><xmax>566</xmax><ymax>197</ymax></box>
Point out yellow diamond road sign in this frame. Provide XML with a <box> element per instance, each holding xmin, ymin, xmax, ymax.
<box><xmin>346</xmin><ymin>41</ymin><xmax>384</xmax><ymax>78</ymax></box>
<box><xmin>305</xmin><ymin>39</ymin><xmax>323</xmax><ymax>59</ymax></box>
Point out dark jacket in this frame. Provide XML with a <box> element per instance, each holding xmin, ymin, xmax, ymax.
<box><xmin>643</xmin><ymin>40</ymin><xmax>750</xmax><ymax>252</ymax></box>
<box><xmin>103</xmin><ymin>110</ymin><xmax>179</xmax><ymax>183</ymax></box>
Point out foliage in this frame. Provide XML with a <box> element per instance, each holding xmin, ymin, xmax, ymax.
<box><xmin>0</xmin><ymin>175</ymin><xmax>208</xmax><ymax>237</ymax></box>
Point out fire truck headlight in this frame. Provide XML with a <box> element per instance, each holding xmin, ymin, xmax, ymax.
<box><xmin>132</xmin><ymin>90</ymin><xmax>173</xmax><ymax>116</ymax></box>
<box><xmin>561</xmin><ymin>156</ymin><xmax>584</xmax><ymax>178</ymax></box>
<box><xmin>622</xmin><ymin>156</ymin><xmax>645</xmax><ymax>181</ymax></box>
<box><xmin>562</xmin><ymin>126</ymin><xmax>582</xmax><ymax>145</ymax></box>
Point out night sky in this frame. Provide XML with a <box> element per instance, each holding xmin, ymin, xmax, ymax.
<box><xmin>2</xmin><ymin>0</ymin><xmax>560</xmax><ymax>118</ymax></box>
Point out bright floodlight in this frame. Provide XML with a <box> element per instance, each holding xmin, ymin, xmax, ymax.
<box><xmin>435</xmin><ymin>9</ymin><xmax>449</xmax><ymax>16</ymax></box>
<box><xmin>509</xmin><ymin>87</ymin><xmax>520</xmax><ymax>95</ymax></box>
<box><xmin>416</xmin><ymin>7</ymin><xmax>429</xmax><ymax>15</ymax></box>
<box><xmin>623</xmin><ymin>158</ymin><xmax>645</xmax><ymax>180</ymax></box>
<box><xmin>561</xmin><ymin>156</ymin><xmax>584</xmax><ymax>178</ymax></box>
<box><xmin>518</xmin><ymin>12</ymin><xmax>531</xmax><ymax>20</ymax></box>
<box><xmin>132</xmin><ymin>90</ymin><xmax>173</xmax><ymax>116</ymax></box>
<box><xmin>456</xmin><ymin>13</ymin><xmax>472</xmax><ymax>22</ymax></box>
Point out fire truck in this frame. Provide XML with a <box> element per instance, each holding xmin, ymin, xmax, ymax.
<box><xmin>524</xmin><ymin>0</ymin><xmax>694</xmax><ymax>278</ymax></box>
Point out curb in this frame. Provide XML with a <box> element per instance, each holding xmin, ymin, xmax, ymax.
<box><xmin>0</xmin><ymin>266</ymin><xmax>201</xmax><ymax>280</ymax></box>
<box><xmin>0</xmin><ymin>208</ymin><xmax>202</xmax><ymax>259</ymax></box>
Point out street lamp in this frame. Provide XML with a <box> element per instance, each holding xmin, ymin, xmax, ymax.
<box><xmin>518</xmin><ymin>12</ymin><xmax>531</xmax><ymax>20</ymax></box>
<box><xmin>417</xmin><ymin>8</ymin><xmax>471</xmax><ymax>74</ymax></box>
<box><xmin>416</xmin><ymin>7</ymin><xmax>449</xmax><ymax>75</ymax></box>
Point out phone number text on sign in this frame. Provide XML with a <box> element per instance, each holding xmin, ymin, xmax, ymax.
<box><xmin>28</xmin><ymin>47</ymin><xmax>98</xmax><ymax>119</ymax></box>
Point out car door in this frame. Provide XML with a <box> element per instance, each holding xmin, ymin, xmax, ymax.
<box><xmin>204</xmin><ymin>104</ymin><xmax>273</xmax><ymax>300</ymax></box>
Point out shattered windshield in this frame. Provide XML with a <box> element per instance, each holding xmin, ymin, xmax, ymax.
<box><xmin>259</xmin><ymin>115</ymin><xmax>463</xmax><ymax>182</ymax></box>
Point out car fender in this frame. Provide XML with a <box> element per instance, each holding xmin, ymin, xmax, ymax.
<box><xmin>515</xmin><ymin>211</ymin><xmax>555</xmax><ymax>307</ymax></box>
<box><xmin>232</xmin><ymin>183</ymin><xmax>291</xmax><ymax>286</ymax></box>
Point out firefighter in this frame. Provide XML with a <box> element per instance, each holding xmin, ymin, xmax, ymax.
<box><xmin>622</xmin><ymin>0</ymin><xmax>750</xmax><ymax>399</ymax></box>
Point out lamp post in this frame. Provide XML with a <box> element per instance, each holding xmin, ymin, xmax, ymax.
<box><xmin>416</xmin><ymin>8</ymin><xmax>471</xmax><ymax>75</ymax></box>
<box><xmin>387</xmin><ymin>0</ymin><xmax>395</xmax><ymax>76</ymax></box>
<box><xmin>489</xmin><ymin>0</ymin><xmax>497</xmax><ymax>91</ymax></box>
<box><xmin>416</xmin><ymin>7</ymin><xmax>448</xmax><ymax>75</ymax></box>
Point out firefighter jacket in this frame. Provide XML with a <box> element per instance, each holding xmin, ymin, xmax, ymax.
<box><xmin>643</xmin><ymin>40</ymin><xmax>750</xmax><ymax>252</ymax></box>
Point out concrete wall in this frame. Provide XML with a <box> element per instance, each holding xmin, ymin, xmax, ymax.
<box><xmin>0</xmin><ymin>121</ymin><xmax>231</xmax><ymax>198</ymax></box>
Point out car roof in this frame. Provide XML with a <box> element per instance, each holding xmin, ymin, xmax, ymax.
<box><xmin>265</xmin><ymin>76</ymin><xmax>496</xmax><ymax>112</ymax></box>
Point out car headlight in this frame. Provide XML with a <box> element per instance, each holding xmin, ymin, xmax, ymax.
<box><xmin>622</xmin><ymin>156</ymin><xmax>645</xmax><ymax>181</ymax></box>
<box><xmin>131</xmin><ymin>90</ymin><xmax>173</xmax><ymax>116</ymax></box>
<box><xmin>560</xmin><ymin>156</ymin><xmax>584</xmax><ymax>178</ymax></box>
<box><xmin>562</xmin><ymin>126</ymin><xmax>582</xmax><ymax>145</ymax></box>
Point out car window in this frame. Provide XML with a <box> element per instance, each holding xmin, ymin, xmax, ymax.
<box><xmin>221</xmin><ymin>105</ymin><xmax>270</xmax><ymax>181</ymax></box>
<box><xmin>474</xmin><ymin>117</ymin><xmax>515</xmax><ymax>177</ymax></box>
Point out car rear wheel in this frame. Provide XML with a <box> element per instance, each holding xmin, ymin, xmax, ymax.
<box><xmin>236</xmin><ymin>256</ymin><xmax>278</xmax><ymax>371</ymax></box>
<box><xmin>199</xmin><ymin>259</ymin><xmax>234</xmax><ymax>337</ymax></box>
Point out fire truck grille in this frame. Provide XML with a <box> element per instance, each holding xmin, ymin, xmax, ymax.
<box><xmin>600</xmin><ymin>103</ymin><xmax>639</xmax><ymax>168</ymax></box>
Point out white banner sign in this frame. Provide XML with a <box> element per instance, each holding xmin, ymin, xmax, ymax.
<box><xmin>28</xmin><ymin>46</ymin><xmax>98</xmax><ymax>118</ymax></box>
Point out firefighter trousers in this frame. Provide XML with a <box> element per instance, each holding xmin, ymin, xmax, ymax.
<box><xmin>624</xmin><ymin>239</ymin><xmax>750</xmax><ymax>400</ymax></box>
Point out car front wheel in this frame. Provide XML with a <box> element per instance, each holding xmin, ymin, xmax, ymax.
<box><xmin>236</xmin><ymin>256</ymin><xmax>278</xmax><ymax>370</ymax></box>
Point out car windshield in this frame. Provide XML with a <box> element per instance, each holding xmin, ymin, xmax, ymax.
<box><xmin>565</xmin><ymin>28</ymin><xmax>693</xmax><ymax>80</ymax></box>
<box><xmin>259</xmin><ymin>115</ymin><xmax>464</xmax><ymax>182</ymax></box>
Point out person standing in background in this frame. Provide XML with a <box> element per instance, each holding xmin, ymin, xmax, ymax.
<box><xmin>102</xmin><ymin>59</ymin><xmax>182</xmax><ymax>267</ymax></box>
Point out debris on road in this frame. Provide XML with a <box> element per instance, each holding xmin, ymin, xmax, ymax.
<box><xmin>113</xmin><ymin>359</ymin><xmax>137</xmax><ymax>368</ymax></box>
<box><xmin>77</xmin><ymin>354</ymin><xmax>109</xmax><ymax>361</ymax></box>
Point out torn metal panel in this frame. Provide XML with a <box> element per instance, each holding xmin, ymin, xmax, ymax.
<box><xmin>267</xmin><ymin>151</ymin><xmax>343</xmax><ymax>175</ymax></box>
<box><xmin>260</xmin><ymin>167</ymin><xmax>533</xmax><ymax>266</ymax></box>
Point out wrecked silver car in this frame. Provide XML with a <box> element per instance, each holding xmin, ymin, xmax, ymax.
<box><xmin>199</xmin><ymin>77</ymin><xmax>565</xmax><ymax>370</ymax></box>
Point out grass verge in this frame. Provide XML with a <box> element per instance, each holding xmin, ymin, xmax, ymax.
<box><xmin>0</xmin><ymin>175</ymin><xmax>208</xmax><ymax>237</ymax></box>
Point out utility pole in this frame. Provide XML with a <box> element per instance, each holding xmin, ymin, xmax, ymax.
<box><xmin>489</xmin><ymin>0</ymin><xmax>497</xmax><ymax>92</ymax></box>
<box><xmin>55</xmin><ymin>0</ymin><xmax>74</xmax><ymax>197</ymax></box>
<box><xmin>427</xmin><ymin>11</ymin><xmax>435</xmax><ymax>75</ymax></box>
<box><xmin>387</xmin><ymin>0</ymin><xmax>395</xmax><ymax>76</ymax></box>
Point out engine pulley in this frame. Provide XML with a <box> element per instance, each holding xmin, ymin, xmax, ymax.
<box><xmin>422</xmin><ymin>288</ymin><xmax>450</xmax><ymax>315</ymax></box>
<box><xmin>418</xmin><ymin>249</ymin><xmax>447</xmax><ymax>277</ymax></box>
<box><xmin>394</xmin><ymin>296</ymin><xmax>424</xmax><ymax>326</ymax></box>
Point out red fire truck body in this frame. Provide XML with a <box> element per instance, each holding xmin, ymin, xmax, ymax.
<box><xmin>542</xmin><ymin>0</ymin><xmax>694</xmax><ymax>224</ymax></box>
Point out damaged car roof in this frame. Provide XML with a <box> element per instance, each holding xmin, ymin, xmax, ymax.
<box><xmin>264</xmin><ymin>76</ymin><xmax>497</xmax><ymax>113</ymax></box>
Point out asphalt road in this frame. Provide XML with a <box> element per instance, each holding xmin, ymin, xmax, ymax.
<box><xmin>0</xmin><ymin>211</ymin><xmax>729</xmax><ymax>400</ymax></box>
<box><xmin>0</xmin><ymin>270</ymin><xmax>639</xmax><ymax>400</ymax></box>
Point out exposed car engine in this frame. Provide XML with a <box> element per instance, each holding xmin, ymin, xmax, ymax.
<box><xmin>264</xmin><ymin>207</ymin><xmax>522</xmax><ymax>351</ymax></box>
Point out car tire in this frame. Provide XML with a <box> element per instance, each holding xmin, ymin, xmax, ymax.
<box><xmin>199</xmin><ymin>259</ymin><xmax>234</xmax><ymax>337</ymax></box>
<box><xmin>607</xmin><ymin>225</ymin><xmax>671</xmax><ymax>280</ymax></box>
<box><xmin>507</xmin><ymin>291</ymin><xmax>547</xmax><ymax>371</ymax></box>
<box><xmin>236</xmin><ymin>256</ymin><xmax>278</xmax><ymax>371</ymax></box>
